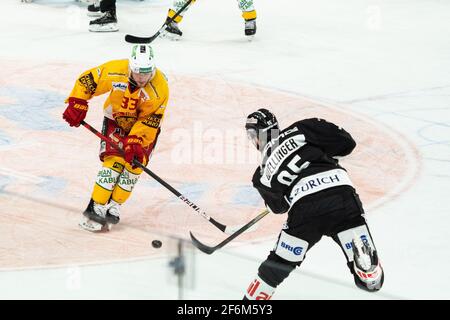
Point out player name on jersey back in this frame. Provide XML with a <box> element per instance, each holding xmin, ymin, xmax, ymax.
<box><xmin>288</xmin><ymin>169</ymin><xmax>353</xmax><ymax>204</ymax></box>
<box><xmin>261</xmin><ymin>133</ymin><xmax>306</xmax><ymax>187</ymax></box>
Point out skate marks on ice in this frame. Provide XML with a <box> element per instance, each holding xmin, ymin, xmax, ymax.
<box><xmin>0</xmin><ymin>62</ymin><xmax>420</xmax><ymax>268</ymax></box>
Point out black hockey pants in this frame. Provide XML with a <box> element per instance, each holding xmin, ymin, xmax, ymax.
<box><xmin>257</xmin><ymin>186</ymin><xmax>376</xmax><ymax>289</ymax></box>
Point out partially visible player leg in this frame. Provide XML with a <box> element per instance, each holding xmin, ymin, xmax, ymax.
<box><xmin>82</xmin><ymin>159</ymin><xmax>138</xmax><ymax>231</ymax></box>
<box><xmin>79</xmin><ymin>118</ymin><xmax>159</xmax><ymax>232</ymax></box>
<box><xmin>80</xmin><ymin>199</ymin><xmax>109</xmax><ymax>231</ymax></box>
<box><xmin>163</xmin><ymin>0</ymin><xmax>197</xmax><ymax>40</ymax></box>
<box><xmin>89</xmin><ymin>0</ymin><xmax>118</xmax><ymax>32</ymax></box>
<box><xmin>106</xmin><ymin>163</ymin><xmax>142</xmax><ymax>225</ymax></box>
<box><xmin>333</xmin><ymin>222</ymin><xmax>384</xmax><ymax>292</ymax></box>
<box><xmin>79</xmin><ymin>118</ymin><xmax>125</xmax><ymax>232</ymax></box>
<box><xmin>237</xmin><ymin>0</ymin><xmax>257</xmax><ymax>37</ymax></box>
<box><xmin>321</xmin><ymin>188</ymin><xmax>384</xmax><ymax>292</ymax></box>
<box><xmin>79</xmin><ymin>155</ymin><xmax>124</xmax><ymax>232</ymax></box>
<box><xmin>87</xmin><ymin>0</ymin><xmax>101</xmax><ymax>17</ymax></box>
<box><xmin>105</xmin><ymin>130</ymin><xmax>159</xmax><ymax>226</ymax></box>
<box><xmin>244</xmin><ymin>230</ymin><xmax>319</xmax><ymax>300</ymax></box>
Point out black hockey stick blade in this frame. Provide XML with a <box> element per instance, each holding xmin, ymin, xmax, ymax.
<box><xmin>125</xmin><ymin>34</ymin><xmax>159</xmax><ymax>44</ymax></box>
<box><xmin>189</xmin><ymin>209</ymin><xmax>270</xmax><ymax>255</ymax></box>
<box><xmin>125</xmin><ymin>0</ymin><xmax>194</xmax><ymax>44</ymax></box>
<box><xmin>189</xmin><ymin>232</ymin><xmax>216</xmax><ymax>255</ymax></box>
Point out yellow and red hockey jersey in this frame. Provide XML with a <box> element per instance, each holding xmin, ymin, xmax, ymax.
<box><xmin>67</xmin><ymin>59</ymin><xmax>169</xmax><ymax>148</ymax></box>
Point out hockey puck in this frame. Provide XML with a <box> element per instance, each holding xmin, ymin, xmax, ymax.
<box><xmin>152</xmin><ymin>240</ymin><xmax>162</xmax><ymax>249</ymax></box>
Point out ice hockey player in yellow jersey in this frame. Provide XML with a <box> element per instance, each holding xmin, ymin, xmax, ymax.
<box><xmin>62</xmin><ymin>44</ymin><xmax>169</xmax><ymax>232</ymax></box>
<box><xmin>163</xmin><ymin>0</ymin><xmax>257</xmax><ymax>39</ymax></box>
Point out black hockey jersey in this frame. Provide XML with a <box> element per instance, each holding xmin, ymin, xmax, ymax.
<box><xmin>252</xmin><ymin>118</ymin><xmax>357</xmax><ymax>214</ymax></box>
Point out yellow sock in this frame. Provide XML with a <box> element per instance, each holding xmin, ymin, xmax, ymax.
<box><xmin>167</xmin><ymin>0</ymin><xmax>197</xmax><ymax>23</ymax></box>
<box><xmin>91</xmin><ymin>156</ymin><xmax>125</xmax><ymax>205</ymax></box>
<box><xmin>168</xmin><ymin>9</ymin><xmax>184</xmax><ymax>23</ymax></box>
<box><xmin>242</xmin><ymin>10</ymin><xmax>257</xmax><ymax>21</ymax></box>
<box><xmin>111</xmin><ymin>162</ymin><xmax>142</xmax><ymax>204</ymax></box>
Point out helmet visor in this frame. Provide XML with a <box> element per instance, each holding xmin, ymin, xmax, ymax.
<box><xmin>246</xmin><ymin>128</ymin><xmax>259</xmax><ymax>149</ymax></box>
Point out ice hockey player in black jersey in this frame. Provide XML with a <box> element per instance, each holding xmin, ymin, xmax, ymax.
<box><xmin>243</xmin><ymin>109</ymin><xmax>384</xmax><ymax>300</ymax></box>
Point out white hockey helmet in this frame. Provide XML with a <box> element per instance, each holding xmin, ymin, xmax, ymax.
<box><xmin>129</xmin><ymin>44</ymin><xmax>156</xmax><ymax>75</ymax></box>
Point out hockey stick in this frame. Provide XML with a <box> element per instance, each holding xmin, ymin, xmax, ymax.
<box><xmin>190</xmin><ymin>209</ymin><xmax>270</xmax><ymax>254</ymax></box>
<box><xmin>125</xmin><ymin>0</ymin><xmax>194</xmax><ymax>44</ymax></box>
<box><xmin>80</xmin><ymin>120</ymin><xmax>232</xmax><ymax>233</ymax></box>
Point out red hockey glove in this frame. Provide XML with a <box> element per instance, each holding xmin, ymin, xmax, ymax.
<box><xmin>124</xmin><ymin>135</ymin><xmax>144</xmax><ymax>168</ymax></box>
<box><xmin>63</xmin><ymin>97</ymin><xmax>88</xmax><ymax>127</ymax></box>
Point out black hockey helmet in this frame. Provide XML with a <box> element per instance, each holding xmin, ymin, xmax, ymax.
<box><xmin>245</xmin><ymin>108</ymin><xmax>279</xmax><ymax>150</ymax></box>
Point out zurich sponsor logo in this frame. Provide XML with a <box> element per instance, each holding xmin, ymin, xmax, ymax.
<box><xmin>281</xmin><ymin>242</ymin><xmax>303</xmax><ymax>256</ymax></box>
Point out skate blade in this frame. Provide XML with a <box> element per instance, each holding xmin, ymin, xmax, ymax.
<box><xmin>89</xmin><ymin>23</ymin><xmax>119</xmax><ymax>32</ymax></box>
<box><xmin>79</xmin><ymin>217</ymin><xmax>104</xmax><ymax>232</ymax></box>
<box><xmin>160</xmin><ymin>32</ymin><xmax>182</xmax><ymax>41</ymax></box>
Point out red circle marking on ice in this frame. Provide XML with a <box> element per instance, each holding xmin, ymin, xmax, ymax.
<box><xmin>0</xmin><ymin>63</ymin><xmax>420</xmax><ymax>269</ymax></box>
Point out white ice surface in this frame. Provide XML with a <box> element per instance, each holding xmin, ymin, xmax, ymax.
<box><xmin>0</xmin><ymin>0</ymin><xmax>449</xmax><ymax>299</ymax></box>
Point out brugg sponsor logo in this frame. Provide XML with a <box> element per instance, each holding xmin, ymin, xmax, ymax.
<box><xmin>345</xmin><ymin>235</ymin><xmax>369</xmax><ymax>249</ymax></box>
<box><xmin>280</xmin><ymin>241</ymin><xmax>303</xmax><ymax>255</ymax></box>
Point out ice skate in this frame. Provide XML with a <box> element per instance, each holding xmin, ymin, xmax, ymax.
<box><xmin>79</xmin><ymin>216</ymin><xmax>103</xmax><ymax>232</ymax></box>
<box><xmin>89</xmin><ymin>9</ymin><xmax>118</xmax><ymax>32</ymax></box>
<box><xmin>79</xmin><ymin>199</ymin><xmax>113</xmax><ymax>232</ymax></box>
<box><xmin>161</xmin><ymin>18</ymin><xmax>182</xmax><ymax>40</ymax></box>
<box><xmin>83</xmin><ymin>199</ymin><xmax>108</xmax><ymax>224</ymax></box>
<box><xmin>105</xmin><ymin>199</ymin><xmax>121</xmax><ymax>225</ymax></box>
<box><xmin>245</xmin><ymin>19</ymin><xmax>256</xmax><ymax>40</ymax></box>
<box><xmin>351</xmin><ymin>238</ymin><xmax>383</xmax><ymax>291</ymax></box>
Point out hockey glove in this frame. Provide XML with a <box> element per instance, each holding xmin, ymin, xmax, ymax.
<box><xmin>63</xmin><ymin>97</ymin><xmax>88</xmax><ymax>127</ymax></box>
<box><xmin>124</xmin><ymin>135</ymin><xmax>144</xmax><ymax>168</ymax></box>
